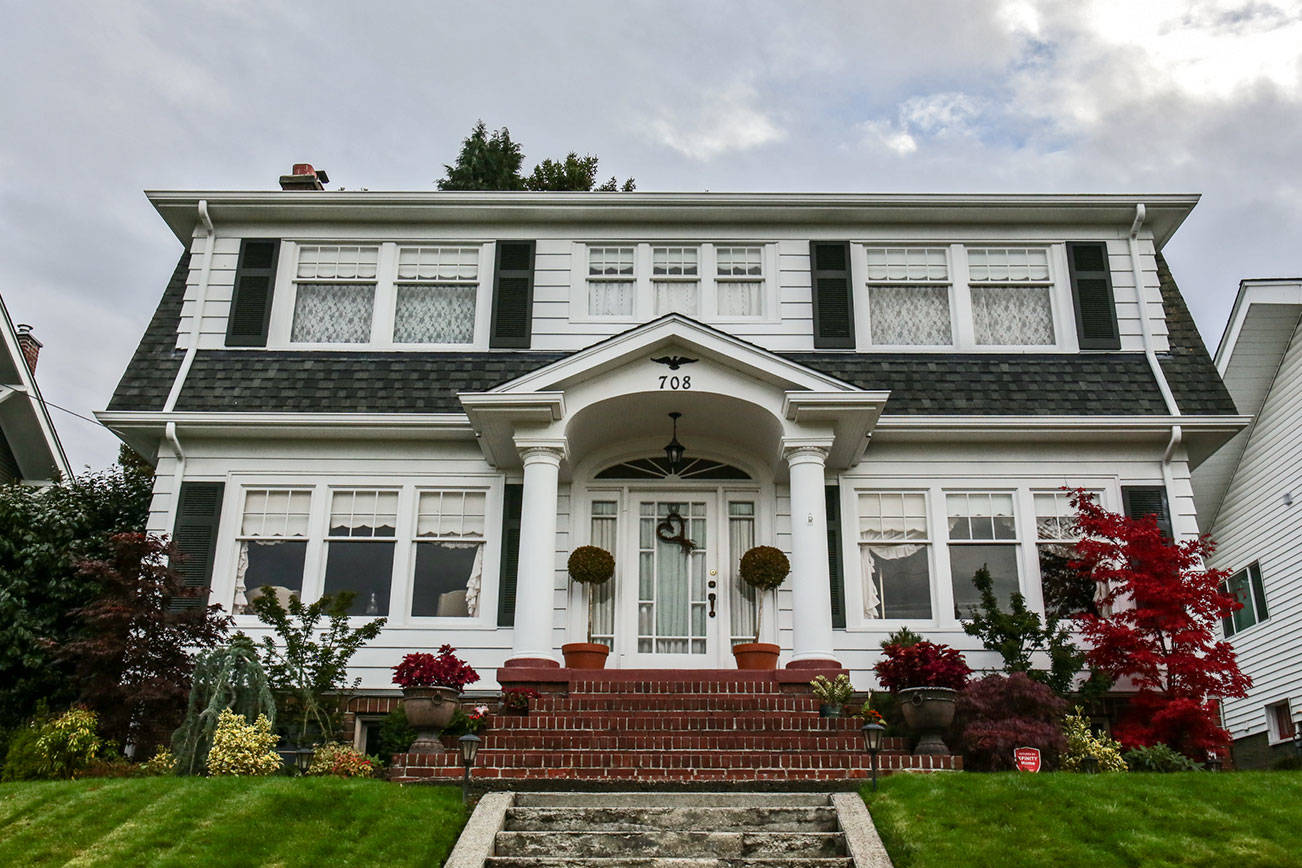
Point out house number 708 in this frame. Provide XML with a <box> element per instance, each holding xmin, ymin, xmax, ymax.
<box><xmin>658</xmin><ymin>375</ymin><xmax>692</xmax><ymax>390</ymax></box>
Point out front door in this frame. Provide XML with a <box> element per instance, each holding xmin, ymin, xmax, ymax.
<box><xmin>624</xmin><ymin>496</ymin><xmax>724</xmax><ymax>667</ymax></box>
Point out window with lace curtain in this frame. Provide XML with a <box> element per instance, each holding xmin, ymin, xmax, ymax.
<box><xmin>290</xmin><ymin>245</ymin><xmax>379</xmax><ymax>343</ymax></box>
<box><xmin>322</xmin><ymin>489</ymin><xmax>398</xmax><ymax>616</ymax></box>
<box><xmin>653</xmin><ymin>246</ymin><xmax>700</xmax><ymax>315</ymax></box>
<box><xmin>968</xmin><ymin>247</ymin><xmax>1055</xmax><ymax>345</ymax></box>
<box><xmin>864</xmin><ymin>247</ymin><xmax>953</xmax><ymax>346</ymax></box>
<box><xmin>715</xmin><ymin>246</ymin><xmax>764</xmax><ymax>318</ymax></box>
<box><xmin>234</xmin><ymin>488</ymin><xmax>311</xmax><ymax>613</ymax></box>
<box><xmin>587</xmin><ymin>247</ymin><xmax>635</xmax><ymax>317</ymax></box>
<box><xmin>393</xmin><ymin>246</ymin><xmax>478</xmax><ymax>344</ymax></box>
<box><xmin>858</xmin><ymin>491</ymin><xmax>933</xmax><ymax>619</ymax></box>
<box><xmin>947</xmin><ymin>492</ymin><xmax>1020</xmax><ymax>617</ymax></box>
<box><xmin>410</xmin><ymin>490</ymin><xmax>486</xmax><ymax>618</ymax></box>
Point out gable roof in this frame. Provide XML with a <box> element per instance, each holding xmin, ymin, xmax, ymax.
<box><xmin>0</xmin><ymin>293</ymin><xmax>70</xmax><ymax>481</ymax></box>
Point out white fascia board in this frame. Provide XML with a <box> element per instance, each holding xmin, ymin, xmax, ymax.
<box><xmin>145</xmin><ymin>190</ymin><xmax>1201</xmax><ymax>248</ymax></box>
<box><xmin>1213</xmin><ymin>279</ymin><xmax>1302</xmax><ymax>375</ymax></box>
<box><xmin>490</xmin><ymin>315</ymin><xmax>856</xmax><ymax>395</ymax></box>
<box><xmin>875</xmin><ymin>414</ymin><xmax>1251</xmax><ymax>433</ymax></box>
<box><xmin>95</xmin><ymin>410</ymin><xmax>475</xmax><ymax>441</ymax></box>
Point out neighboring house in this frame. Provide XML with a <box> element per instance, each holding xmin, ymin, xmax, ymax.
<box><xmin>0</xmin><ymin>293</ymin><xmax>70</xmax><ymax>484</ymax></box>
<box><xmin>1192</xmin><ymin>277</ymin><xmax>1302</xmax><ymax>769</ymax></box>
<box><xmin>97</xmin><ymin>167</ymin><xmax>1245</xmax><ymax>697</ymax></box>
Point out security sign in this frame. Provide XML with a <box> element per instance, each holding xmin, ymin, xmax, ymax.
<box><xmin>1014</xmin><ymin>747</ymin><xmax>1041</xmax><ymax>772</ymax></box>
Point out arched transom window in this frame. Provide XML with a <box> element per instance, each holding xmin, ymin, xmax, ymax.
<box><xmin>594</xmin><ymin>456</ymin><xmax>751</xmax><ymax>480</ymax></box>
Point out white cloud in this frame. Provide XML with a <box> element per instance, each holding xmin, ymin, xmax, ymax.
<box><xmin>648</xmin><ymin>86</ymin><xmax>786</xmax><ymax>161</ymax></box>
<box><xmin>857</xmin><ymin>92</ymin><xmax>983</xmax><ymax>156</ymax></box>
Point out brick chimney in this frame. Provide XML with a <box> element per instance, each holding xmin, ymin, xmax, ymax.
<box><xmin>15</xmin><ymin>324</ymin><xmax>41</xmax><ymax>373</ymax></box>
<box><xmin>279</xmin><ymin>163</ymin><xmax>329</xmax><ymax>191</ymax></box>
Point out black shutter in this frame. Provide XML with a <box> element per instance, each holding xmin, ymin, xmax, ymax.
<box><xmin>810</xmin><ymin>241</ymin><xmax>855</xmax><ymax>349</ymax></box>
<box><xmin>225</xmin><ymin>239</ymin><xmax>280</xmax><ymax>347</ymax></box>
<box><xmin>1122</xmin><ymin>485</ymin><xmax>1173</xmax><ymax>541</ymax></box>
<box><xmin>1066</xmin><ymin>242</ymin><xmax>1121</xmax><ymax>350</ymax></box>
<box><xmin>826</xmin><ymin>485</ymin><xmax>846</xmax><ymax>629</ymax></box>
<box><xmin>490</xmin><ymin>241</ymin><xmax>535</xmax><ymax>348</ymax></box>
<box><xmin>170</xmin><ymin>482</ymin><xmax>225</xmax><ymax>609</ymax></box>
<box><xmin>496</xmin><ymin>483</ymin><xmax>524</xmax><ymax>626</ymax></box>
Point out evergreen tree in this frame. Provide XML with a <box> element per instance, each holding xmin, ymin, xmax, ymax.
<box><xmin>437</xmin><ymin>121</ymin><xmax>634</xmax><ymax>192</ymax></box>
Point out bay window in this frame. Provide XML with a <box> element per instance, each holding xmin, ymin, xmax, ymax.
<box><xmin>290</xmin><ymin>245</ymin><xmax>379</xmax><ymax>343</ymax></box>
<box><xmin>410</xmin><ymin>490</ymin><xmax>486</xmax><ymax>618</ymax></box>
<box><xmin>947</xmin><ymin>492</ymin><xmax>1020</xmax><ymax>617</ymax></box>
<box><xmin>859</xmin><ymin>491</ymin><xmax>933</xmax><ymax>619</ymax></box>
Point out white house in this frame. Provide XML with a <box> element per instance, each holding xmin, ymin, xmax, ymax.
<box><xmin>98</xmin><ymin>170</ymin><xmax>1245</xmax><ymax>696</ymax></box>
<box><xmin>1192</xmin><ymin>277</ymin><xmax>1302</xmax><ymax>768</ymax></box>
<box><xmin>0</xmin><ymin>292</ymin><xmax>69</xmax><ymax>484</ymax></box>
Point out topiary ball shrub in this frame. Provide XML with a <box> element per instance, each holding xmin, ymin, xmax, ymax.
<box><xmin>957</xmin><ymin>672</ymin><xmax>1067</xmax><ymax>772</ymax></box>
<box><xmin>568</xmin><ymin>546</ymin><xmax>615</xmax><ymax>585</ymax></box>
<box><xmin>739</xmin><ymin>546</ymin><xmax>790</xmax><ymax>591</ymax></box>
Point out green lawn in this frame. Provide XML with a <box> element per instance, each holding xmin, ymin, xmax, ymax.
<box><xmin>0</xmin><ymin>778</ymin><xmax>466</xmax><ymax>867</ymax></box>
<box><xmin>864</xmin><ymin>771</ymin><xmax>1302</xmax><ymax>868</ymax></box>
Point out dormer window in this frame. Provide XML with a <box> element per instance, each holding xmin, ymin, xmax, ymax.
<box><xmin>393</xmin><ymin>246</ymin><xmax>479</xmax><ymax>344</ymax></box>
<box><xmin>864</xmin><ymin>247</ymin><xmax>953</xmax><ymax>346</ymax></box>
<box><xmin>653</xmin><ymin>246</ymin><xmax>701</xmax><ymax>316</ymax></box>
<box><xmin>290</xmin><ymin>245</ymin><xmax>379</xmax><ymax>343</ymax></box>
<box><xmin>715</xmin><ymin>246</ymin><xmax>764</xmax><ymax>317</ymax></box>
<box><xmin>968</xmin><ymin>247</ymin><xmax>1055</xmax><ymax>346</ymax></box>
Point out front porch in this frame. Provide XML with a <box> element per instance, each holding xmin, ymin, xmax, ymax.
<box><xmin>388</xmin><ymin>668</ymin><xmax>961</xmax><ymax>784</ymax></box>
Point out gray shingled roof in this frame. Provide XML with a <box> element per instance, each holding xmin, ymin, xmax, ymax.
<box><xmin>107</xmin><ymin>250</ymin><xmax>1233</xmax><ymax>418</ymax></box>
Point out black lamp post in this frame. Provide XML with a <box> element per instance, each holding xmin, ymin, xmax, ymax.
<box><xmin>294</xmin><ymin>746</ymin><xmax>314</xmax><ymax>775</ymax></box>
<box><xmin>663</xmin><ymin>412</ymin><xmax>685</xmax><ymax>475</ymax></box>
<box><xmin>458</xmin><ymin>734</ymin><xmax>481</xmax><ymax>805</ymax></box>
<box><xmin>861</xmin><ymin>721</ymin><xmax>886</xmax><ymax>791</ymax></box>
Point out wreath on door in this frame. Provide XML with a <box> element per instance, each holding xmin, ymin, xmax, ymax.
<box><xmin>655</xmin><ymin>509</ymin><xmax>698</xmax><ymax>554</ymax></box>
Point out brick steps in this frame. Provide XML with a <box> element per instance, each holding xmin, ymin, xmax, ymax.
<box><xmin>453</xmin><ymin>733</ymin><xmax>901</xmax><ymax>752</ymax></box>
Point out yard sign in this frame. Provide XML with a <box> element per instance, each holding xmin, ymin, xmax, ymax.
<box><xmin>1014</xmin><ymin>747</ymin><xmax>1041</xmax><ymax>772</ymax></box>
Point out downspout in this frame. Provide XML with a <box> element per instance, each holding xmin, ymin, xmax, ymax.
<box><xmin>164</xmin><ymin>200</ymin><xmax>214</xmax><ymax>412</ymax></box>
<box><xmin>161</xmin><ymin>201</ymin><xmax>212</xmax><ymax>531</ymax></box>
<box><xmin>1130</xmin><ymin>203</ymin><xmax>1186</xmax><ymax>534</ymax></box>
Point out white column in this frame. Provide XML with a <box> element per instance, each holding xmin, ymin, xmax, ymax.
<box><xmin>506</xmin><ymin>445</ymin><xmax>564</xmax><ymax>667</ymax></box>
<box><xmin>784</xmin><ymin>444</ymin><xmax>839</xmax><ymax>668</ymax></box>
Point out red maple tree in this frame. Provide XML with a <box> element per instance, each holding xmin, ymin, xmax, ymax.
<box><xmin>1067</xmin><ymin>489</ymin><xmax>1250</xmax><ymax>758</ymax></box>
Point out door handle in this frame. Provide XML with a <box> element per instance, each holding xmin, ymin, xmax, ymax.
<box><xmin>707</xmin><ymin>592</ymin><xmax>717</xmax><ymax>618</ymax></box>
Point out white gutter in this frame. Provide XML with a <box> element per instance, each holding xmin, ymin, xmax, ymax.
<box><xmin>164</xmin><ymin>421</ymin><xmax>185</xmax><ymax>532</ymax></box>
<box><xmin>163</xmin><ymin>199</ymin><xmax>214</xmax><ymax>412</ymax></box>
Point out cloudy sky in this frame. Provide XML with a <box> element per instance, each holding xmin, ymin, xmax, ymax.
<box><xmin>3</xmin><ymin>0</ymin><xmax>1300</xmax><ymax>470</ymax></box>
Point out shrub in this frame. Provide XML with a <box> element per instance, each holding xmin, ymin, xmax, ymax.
<box><xmin>206</xmin><ymin>709</ymin><xmax>280</xmax><ymax>777</ymax></box>
<box><xmin>307</xmin><ymin>742</ymin><xmax>376</xmax><ymax>778</ymax></box>
<box><xmin>378</xmin><ymin>707</ymin><xmax>416</xmax><ymax>761</ymax></box>
<box><xmin>1123</xmin><ymin>742</ymin><xmax>1203</xmax><ymax>772</ymax></box>
<box><xmin>880</xmin><ymin>627</ymin><xmax>924</xmax><ymax>649</ymax></box>
<box><xmin>956</xmin><ymin>674</ymin><xmax>1068</xmax><ymax>772</ymax></box>
<box><xmin>392</xmin><ymin>645</ymin><xmax>479</xmax><ymax>691</ymax></box>
<box><xmin>738</xmin><ymin>546</ymin><xmax>790</xmax><ymax>591</ymax></box>
<box><xmin>1061</xmin><ymin>707</ymin><xmax>1128</xmax><ymax>772</ymax></box>
<box><xmin>140</xmin><ymin>746</ymin><xmax>177</xmax><ymax>776</ymax></box>
<box><xmin>82</xmin><ymin>755</ymin><xmax>142</xmax><ymax>778</ymax></box>
<box><xmin>1</xmin><ymin>722</ymin><xmax>47</xmax><ymax>781</ymax></box>
<box><xmin>502</xmin><ymin>688</ymin><xmax>539</xmax><ymax>714</ymax></box>
<box><xmin>36</xmin><ymin>708</ymin><xmax>101</xmax><ymax>779</ymax></box>
<box><xmin>810</xmin><ymin>674</ymin><xmax>854</xmax><ymax>705</ymax></box>
<box><xmin>172</xmin><ymin>635</ymin><xmax>277</xmax><ymax>776</ymax></box>
<box><xmin>875</xmin><ymin>640</ymin><xmax>971</xmax><ymax>692</ymax></box>
<box><xmin>443</xmin><ymin>705</ymin><xmax>490</xmax><ymax>737</ymax></box>
<box><xmin>568</xmin><ymin>546</ymin><xmax>615</xmax><ymax>584</ymax></box>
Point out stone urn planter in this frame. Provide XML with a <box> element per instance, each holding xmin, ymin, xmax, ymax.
<box><xmin>732</xmin><ymin>642</ymin><xmax>781</xmax><ymax>670</ymax></box>
<box><xmin>561</xmin><ymin>642</ymin><xmax>609</xmax><ymax>669</ymax></box>
<box><xmin>401</xmin><ymin>686</ymin><xmax>459</xmax><ymax>753</ymax></box>
<box><xmin>898</xmin><ymin>686</ymin><xmax>958</xmax><ymax>755</ymax></box>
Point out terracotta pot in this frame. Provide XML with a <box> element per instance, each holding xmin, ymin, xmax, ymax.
<box><xmin>898</xmin><ymin>686</ymin><xmax>958</xmax><ymax>755</ymax></box>
<box><xmin>561</xmin><ymin>642</ymin><xmax>610</xmax><ymax>669</ymax></box>
<box><xmin>401</xmin><ymin>685</ymin><xmax>459</xmax><ymax>753</ymax></box>
<box><xmin>732</xmin><ymin>642</ymin><xmax>780</xmax><ymax>670</ymax></box>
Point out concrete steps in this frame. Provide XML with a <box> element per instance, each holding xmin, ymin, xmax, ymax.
<box><xmin>478</xmin><ymin>793</ymin><xmax>859</xmax><ymax>867</ymax></box>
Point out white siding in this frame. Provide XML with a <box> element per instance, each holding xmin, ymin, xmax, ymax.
<box><xmin>177</xmin><ymin>234</ymin><xmax>243</xmax><ymax>350</ymax></box>
<box><xmin>1210</xmin><ymin>317</ymin><xmax>1302</xmax><ymax>739</ymax></box>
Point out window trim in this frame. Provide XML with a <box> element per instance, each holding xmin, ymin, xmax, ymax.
<box><xmin>851</xmin><ymin>241</ymin><xmax>1082</xmax><ymax>353</ymax></box>
<box><xmin>1221</xmin><ymin>560</ymin><xmax>1270</xmax><ymax>637</ymax></box>
<box><xmin>855</xmin><ymin>489</ymin><xmax>936</xmax><ymax>623</ymax></box>
<box><xmin>406</xmin><ymin>487</ymin><xmax>490</xmax><ymax>622</ymax></box>
<box><xmin>268</xmin><ymin>240</ymin><xmax>494</xmax><ymax>350</ymax></box>
<box><xmin>216</xmin><ymin>475</ymin><xmax>503</xmax><ymax>629</ymax></box>
<box><xmin>569</xmin><ymin>241</ymin><xmax>779</xmax><ymax>324</ymax></box>
<box><xmin>1266</xmin><ymin>699</ymin><xmax>1297</xmax><ymax>745</ymax></box>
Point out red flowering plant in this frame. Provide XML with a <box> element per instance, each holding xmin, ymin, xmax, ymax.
<box><xmin>1065</xmin><ymin>488</ymin><xmax>1250</xmax><ymax>759</ymax></box>
<box><xmin>875</xmin><ymin>640</ymin><xmax>971</xmax><ymax>692</ymax></box>
<box><xmin>502</xmin><ymin>688</ymin><xmax>540</xmax><ymax>714</ymax></box>
<box><xmin>392</xmin><ymin>644</ymin><xmax>480</xmax><ymax>691</ymax></box>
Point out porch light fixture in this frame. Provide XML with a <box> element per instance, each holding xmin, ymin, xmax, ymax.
<box><xmin>861</xmin><ymin>721</ymin><xmax>886</xmax><ymax>791</ymax></box>
<box><xmin>458</xmin><ymin>734</ymin><xmax>481</xmax><ymax>805</ymax></box>
<box><xmin>663</xmin><ymin>412</ymin><xmax>685</xmax><ymax>474</ymax></box>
